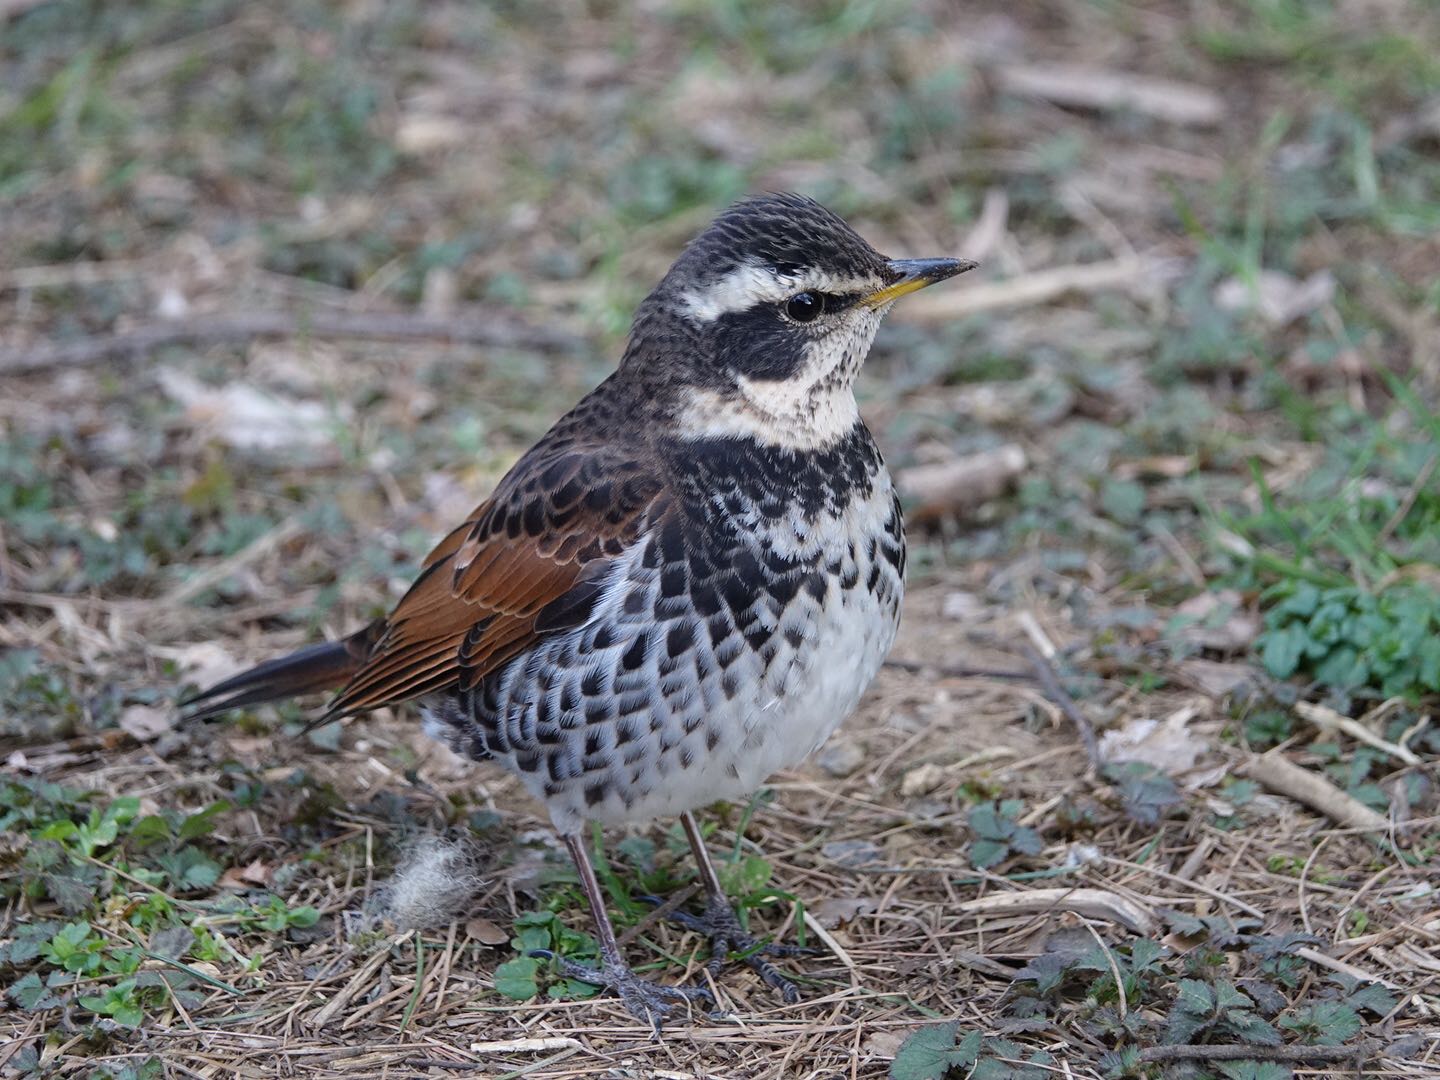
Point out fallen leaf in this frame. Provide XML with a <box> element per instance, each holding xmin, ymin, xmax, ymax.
<box><xmin>957</xmin><ymin>887</ymin><xmax>1157</xmax><ymax>934</ymax></box>
<box><xmin>225</xmin><ymin>735</ymin><xmax>273</xmax><ymax>756</ymax></box>
<box><xmin>896</xmin><ymin>445</ymin><xmax>1027</xmax><ymax>525</ymax></box>
<box><xmin>960</xmin><ymin>187</ymin><xmax>1009</xmax><ymax>261</ymax></box>
<box><xmin>864</xmin><ymin>1029</ymin><xmax>907</xmax><ymax>1059</ymax></box>
<box><xmin>810</xmin><ymin>896</ymin><xmax>878</xmax><ymax>929</ymax></box>
<box><xmin>219</xmin><ymin>859</ymin><xmax>273</xmax><ymax>889</ymax></box>
<box><xmin>0</xmin><ymin>831</ymin><xmax>31</xmax><ymax>867</ymax></box>
<box><xmin>1115</xmin><ymin>455</ymin><xmax>1194</xmax><ymax>480</ymax></box>
<box><xmin>821</xmin><ymin>839</ymin><xmax>886</xmax><ymax>869</ymax></box>
<box><xmin>900</xmin><ymin>762</ymin><xmax>948</xmax><ymax>797</ymax></box>
<box><xmin>119</xmin><ymin>705</ymin><xmax>172</xmax><ymax>742</ymax></box>
<box><xmin>1178</xmin><ymin>659</ymin><xmax>1261</xmax><ymax>697</ymax></box>
<box><xmin>1175</xmin><ymin>589</ymin><xmax>1260</xmax><ymax>652</ymax></box>
<box><xmin>153</xmin><ymin>641</ymin><xmax>242</xmax><ymax>695</ymax></box>
<box><xmin>466</xmin><ymin>918</ymin><xmax>511</xmax><ymax>945</ymax></box>
<box><xmin>395</xmin><ymin>112</ymin><xmax>469</xmax><ymax>153</ymax></box>
<box><xmin>1099</xmin><ymin>705</ymin><xmax>1208</xmax><ymax>775</ymax></box>
<box><xmin>1214</xmin><ymin>269</ymin><xmax>1335</xmax><ymax>327</ymax></box>
<box><xmin>157</xmin><ymin>369</ymin><xmax>347</xmax><ymax>453</ymax></box>
<box><xmin>941</xmin><ymin>591</ymin><xmax>986</xmax><ymax>622</ymax></box>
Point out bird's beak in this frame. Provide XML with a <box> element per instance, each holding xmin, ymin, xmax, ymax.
<box><xmin>862</xmin><ymin>257</ymin><xmax>977</xmax><ymax>308</ymax></box>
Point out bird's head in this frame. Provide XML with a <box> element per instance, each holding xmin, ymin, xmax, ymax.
<box><xmin>624</xmin><ymin>192</ymin><xmax>973</xmax><ymax>450</ymax></box>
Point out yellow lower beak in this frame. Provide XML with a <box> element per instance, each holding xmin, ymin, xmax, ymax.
<box><xmin>863</xmin><ymin>257</ymin><xmax>977</xmax><ymax>308</ymax></box>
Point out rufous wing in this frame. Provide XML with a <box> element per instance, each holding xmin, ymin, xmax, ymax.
<box><xmin>324</xmin><ymin>447</ymin><xmax>667</xmax><ymax>717</ymax></box>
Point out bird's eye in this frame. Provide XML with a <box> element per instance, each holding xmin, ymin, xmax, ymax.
<box><xmin>784</xmin><ymin>292</ymin><xmax>824</xmax><ymax>322</ymax></box>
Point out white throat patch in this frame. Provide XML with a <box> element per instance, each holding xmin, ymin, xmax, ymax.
<box><xmin>678</xmin><ymin>379</ymin><xmax>861</xmax><ymax>450</ymax></box>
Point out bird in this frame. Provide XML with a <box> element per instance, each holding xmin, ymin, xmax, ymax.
<box><xmin>182</xmin><ymin>192</ymin><xmax>973</xmax><ymax>1027</ymax></box>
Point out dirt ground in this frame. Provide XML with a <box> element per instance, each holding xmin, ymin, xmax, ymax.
<box><xmin>3</xmin><ymin>1</ymin><xmax>1439</xmax><ymax>1078</ymax></box>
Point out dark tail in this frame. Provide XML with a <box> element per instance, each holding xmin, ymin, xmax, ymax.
<box><xmin>179</xmin><ymin>623</ymin><xmax>382</xmax><ymax>722</ymax></box>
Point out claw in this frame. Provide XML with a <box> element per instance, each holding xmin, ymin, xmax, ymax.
<box><xmin>657</xmin><ymin>892</ymin><xmax>814</xmax><ymax>1003</ymax></box>
<box><xmin>530</xmin><ymin>948</ymin><xmax>713</xmax><ymax>1032</ymax></box>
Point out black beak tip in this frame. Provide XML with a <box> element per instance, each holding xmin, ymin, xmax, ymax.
<box><xmin>888</xmin><ymin>256</ymin><xmax>979</xmax><ymax>285</ymax></box>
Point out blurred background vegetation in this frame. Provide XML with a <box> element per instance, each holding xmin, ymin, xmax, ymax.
<box><xmin>2</xmin><ymin>0</ymin><xmax>1439</xmax><ymax>1070</ymax></box>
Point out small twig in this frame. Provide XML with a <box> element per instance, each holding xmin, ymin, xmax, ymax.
<box><xmin>492</xmin><ymin>1048</ymin><xmax>583</xmax><ymax>1080</ymax></box>
<box><xmin>1138</xmin><ymin>1041</ymin><xmax>1376</xmax><ymax>1064</ymax></box>
<box><xmin>0</xmin><ymin>310</ymin><xmax>581</xmax><ymax>375</ymax></box>
<box><xmin>1397</xmin><ymin>713</ymin><xmax>1432</xmax><ymax>754</ymax></box>
<box><xmin>1016</xmin><ymin>611</ymin><xmax>1057</xmax><ymax>659</ymax></box>
<box><xmin>616</xmin><ymin>883</ymin><xmax>698</xmax><ymax>947</ymax></box>
<box><xmin>397</xmin><ymin>935</ymin><xmax>426</xmax><ymax>1034</ymax></box>
<box><xmin>1295</xmin><ymin>700</ymin><xmax>1422</xmax><ymax>767</ymax></box>
<box><xmin>158</xmin><ymin>516</ymin><xmax>306</xmax><ymax>608</ymax></box>
<box><xmin>1081</xmin><ymin>920</ymin><xmax>1127</xmax><ymax>1018</ymax></box>
<box><xmin>1295</xmin><ymin>946</ymin><xmax>1402</xmax><ymax>990</ymax></box>
<box><xmin>883</xmin><ymin>658</ymin><xmax>1033</xmax><ymax>682</ymax></box>
<box><xmin>467</xmin><ymin>1038</ymin><xmax>583</xmax><ymax>1054</ymax></box>
<box><xmin>137</xmin><ymin>947</ymin><xmax>243</xmax><ymax>995</ymax></box>
<box><xmin>899</xmin><ymin>254</ymin><xmax>1179</xmax><ymax>324</ymax></box>
<box><xmin>1244</xmin><ymin>751</ymin><xmax>1390</xmax><ymax>833</ymax></box>
<box><xmin>401</xmin><ymin>1061</ymin><xmax>485</xmax><ymax>1073</ymax></box>
<box><xmin>1378</xmin><ymin>449</ymin><xmax>1439</xmax><ymax>545</ymax></box>
<box><xmin>78</xmin><ymin>854</ymin><xmax>193</xmax><ymax>910</ymax></box>
<box><xmin>801</xmin><ymin>908</ymin><xmax>856</xmax><ymax>974</ymax></box>
<box><xmin>1099</xmin><ymin>855</ymin><xmax>1265</xmax><ymax>919</ymax></box>
<box><xmin>0</xmin><ymin>1016</ymin><xmax>43</xmax><ymax>1071</ymax></box>
<box><xmin>1021</xmin><ymin>643</ymin><xmax>1102</xmax><ymax>771</ymax></box>
<box><xmin>309</xmin><ymin>931</ymin><xmax>411</xmax><ymax>1028</ymax></box>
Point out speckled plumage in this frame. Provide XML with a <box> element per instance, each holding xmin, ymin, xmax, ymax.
<box><xmin>184</xmin><ymin>193</ymin><xmax>970</xmax><ymax>1025</ymax></box>
<box><xmin>421</xmin><ymin>422</ymin><xmax>905</xmax><ymax>834</ymax></box>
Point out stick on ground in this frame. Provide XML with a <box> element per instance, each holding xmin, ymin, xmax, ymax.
<box><xmin>1139</xmin><ymin>1041</ymin><xmax>1377</xmax><ymax>1064</ymax></box>
<box><xmin>0</xmin><ymin>310</ymin><xmax>582</xmax><ymax>375</ymax></box>
<box><xmin>1244</xmin><ymin>750</ymin><xmax>1390</xmax><ymax>833</ymax></box>
<box><xmin>1022</xmin><ymin>643</ymin><xmax>1103</xmax><ymax>771</ymax></box>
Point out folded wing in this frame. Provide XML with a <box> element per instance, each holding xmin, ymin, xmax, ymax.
<box><xmin>323</xmin><ymin>446</ymin><xmax>668</xmax><ymax>717</ymax></box>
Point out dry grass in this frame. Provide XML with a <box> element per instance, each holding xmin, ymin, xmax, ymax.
<box><xmin>6</xmin><ymin>578</ymin><xmax>1438</xmax><ymax>1077</ymax></box>
<box><xmin>3</xmin><ymin>0</ymin><xmax>1440</xmax><ymax>1077</ymax></box>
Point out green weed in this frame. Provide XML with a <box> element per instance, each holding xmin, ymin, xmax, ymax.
<box><xmin>0</xmin><ymin>778</ymin><xmax>320</xmax><ymax>1030</ymax></box>
<box><xmin>967</xmin><ymin>800</ymin><xmax>1043</xmax><ymax>870</ymax></box>
<box><xmin>894</xmin><ymin>914</ymin><xmax>1396</xmax><ymax>1080</ymax></box>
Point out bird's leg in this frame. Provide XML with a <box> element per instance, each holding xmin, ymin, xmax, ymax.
<box><xmin>536</xmin><ymin>832</ymin><xmax>712</xmax><ymax>1032</ymax></box>
<box><xmin>663</xmin><ymin>811</ymin><xmax>817</xmax><ymax>1004</ymax></box>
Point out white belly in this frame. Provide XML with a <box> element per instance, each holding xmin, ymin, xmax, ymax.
<box><xmin>577</xmin><ymin>475</ymin><xmax>904</xmax><ymax>830</ymax></box>
<box><xmin>658</xmin><ymin>577</ymin><xmax>899</xmax><ymax>815</ymax></box>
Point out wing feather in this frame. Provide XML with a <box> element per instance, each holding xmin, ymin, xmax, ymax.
<box><xmin>324</xmin><ymin>446</ymin><xmax>666</xmax><ymax>718</ymax></box>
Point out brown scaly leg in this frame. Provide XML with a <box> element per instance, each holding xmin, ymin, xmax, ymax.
<box><xmin>662</xmin><ymin>811</ymin><xmax>817</xmax><ymax>1004</ymax></box>
<box><xmin>533</xmin><ymin>832</ymin><xmax>712</xmax><ymax>1033</ymax></box>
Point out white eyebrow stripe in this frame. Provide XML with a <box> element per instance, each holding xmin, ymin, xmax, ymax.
<box><xmin>679</xmin><ymin>263</ymin><xmax>790</xmax><ymax>323</ymax></box>
<box><xmin>679</xmin><ymin>263</ymin><xmax>872</xmax><ymax>323</ymax></box>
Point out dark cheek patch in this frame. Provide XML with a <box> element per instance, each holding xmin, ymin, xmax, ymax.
<box><xmin>712</xmin><ymin>306</ymin><xmax>809</xmax><ymax>381</ymax></box>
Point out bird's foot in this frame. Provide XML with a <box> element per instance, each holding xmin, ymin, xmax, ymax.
<box><xmin>649</xmin><ymin>892</ymin><xmax>819</xmax><ymax>1004</ymax></box>
<box><xmin>530</xmin><ymin>949</ymin><xmax>712</xmax><ymax>1033</ymax></box>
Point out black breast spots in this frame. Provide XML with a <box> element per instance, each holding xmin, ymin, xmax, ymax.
<box><xmin>666</xmin><ymin>425</ymin><xmax>882</xmax><ymax>528</ymax></box>
<box><xmin>883</xmin><ymin>491</ymin><xmax>906</xmax><ymax>576</ymax></box>
<box><xmin>658</xmin><ymin>428</ymin><xmax>891</xmax><ymax>671</ymax></box>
